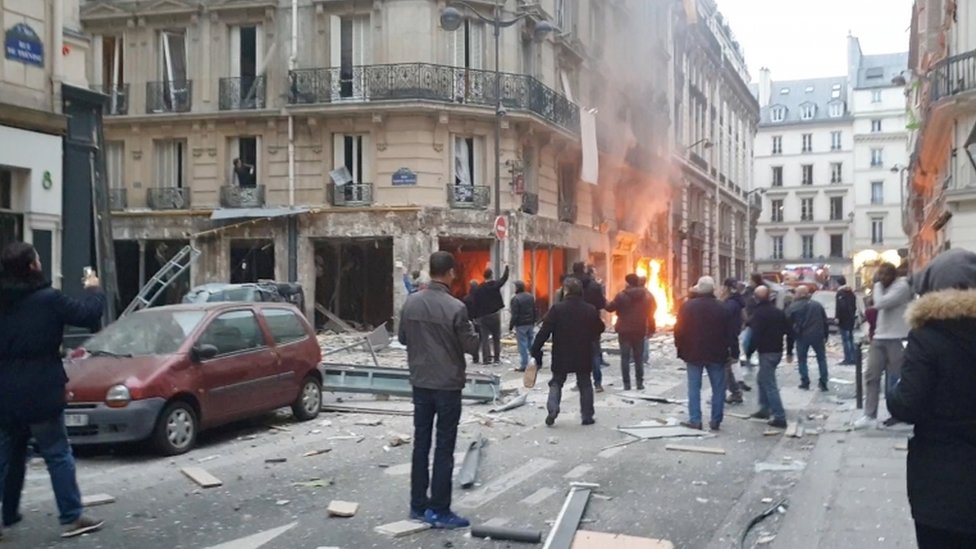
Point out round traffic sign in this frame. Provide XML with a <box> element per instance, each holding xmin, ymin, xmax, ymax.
<box><xmin>493</xmin><ymin>215</ymin><xmax>508</xmax><ymax>240</ymax></box>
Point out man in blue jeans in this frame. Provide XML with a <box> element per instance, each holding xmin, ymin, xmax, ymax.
<box><xmin>399</xmin><ymin>252</ymin><xmax>480</xmax><ymax>530</ymax></box>
<box><xmin>835</xmin><ymin>283</ymin><xmax>858</xmax><ymax>365</ymax></box>
<box><xmin>746</xmin><ymin>286</ymin><xmax>793</xmax><ymax>428</ymax></box>
<box><xmin>786</xmin><ymin>286</ymin><xmax>830</xmax><ymax>391</ymax></box>
<box><xmin>509</xmin><ymin>281</ymin><xmax>537</xmax><ymax>372</ymax></box>
<box><xmin>675</xmin><ymin>276</ymin><xmax>737</xmax><ymax>431</ymax></box>
<box><xmin>0</xmin><ymin>242</ymin><xmax>106</xmax><ymax>539</ymax></box>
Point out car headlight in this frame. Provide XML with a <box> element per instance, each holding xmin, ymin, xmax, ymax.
<box><xmin>105</xmin><ymin>384</ymin><xmax>131</xmax><ymax>408</ymax></box>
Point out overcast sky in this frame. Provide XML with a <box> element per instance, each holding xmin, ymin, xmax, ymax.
<box><xmin>715</xmin><ymin>0</ymin><xmax>914</xmax><ymax>82</ymax></box>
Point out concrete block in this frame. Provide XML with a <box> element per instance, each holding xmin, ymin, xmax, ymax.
<box><xmin>374</xmin><ymin>519</ymin><xmax>431</xmax><ymax>537</ymax></box>
<box><xmin>327</xmin><ymin>500</ymin><xmax>359</xmax><ymax>517</ymax></box>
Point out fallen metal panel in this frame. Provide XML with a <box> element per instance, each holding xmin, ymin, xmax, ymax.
<box><xmin>320</xmin><ymin>363</ymin><xmax>500</xmax><ymax>402</ymax></box>
<box><xmin>489</xmin><ymin>393</ymin><xmax>527</xmax><ymax>413</ymax></box>
<box><xmin>617</xmin><ymin>426</ymin><xmax>711</xmax><ymax>440</ymax></box>
<box><xmin>543</xmin><ymin>485</ymin><xmax>594</xmax><ymax>549</ymax></box>
<box><xmin>209</xmin><ymin>207</ymin><xmax>309</xmax><ymax>220</ymax></box>
<box><xmin>458</xmin><ymin>435</ymin><xmax>486</xmax><ymax>489</ymax></box>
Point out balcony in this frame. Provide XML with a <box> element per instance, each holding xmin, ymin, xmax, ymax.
<box><xmin>288</xmin><ymin>64</ymin><xmax>579</xmax><ymax>135</ymax></box>
<box><xmin>930</xmin><ymin>49</ymin><xmax>976</xmax><ymax>103</ymax></box>
<box><xmin>108</xmin><ymin>188</ymin><xmax>127</xmax><ymax>211</ymax></box>
<box><xmin>520</xmin><ymin>192</ymin><xmax>539</xmax><ymax>214</ymax></box>
<box><xmin>147</xmin><ymin>187</ymin><xmax>190</xmax><ymax>210</ymax></box>
<box><xmin>558</xmin><ymin>201</ymin><xmax>577</xmax><ymax>223</ymax></box>
<box><xmin>146</xmin><ymin>81</ymin><xmax>192</xmax><ymax>113</ymax></box>
<box><xmin>447</xmin><ymin>184</ymin><xmax>490</xmax><ymax>209</ymax></box>
<box><xmin>329</xmin><ymin>183</ymin><xmax>374</xmax><ymax>207</ymax></box>
<box><xmin>219</xmin><ymin>76</ymin><xmax>266</xmax><ymax>110</ymax></box>
<box><xmin>93</xmin><ymin>84</ymin><xmax>129</xmax><ymax>115</ymax></box>
<box><xmin>220</xmin><ymin>185</ymin><xmax>266</xmax><ymax>209</ymax></box>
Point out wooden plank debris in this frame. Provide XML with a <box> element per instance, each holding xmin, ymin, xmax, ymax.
<box><xmin>181</xmin><ymin>467</ymin><xmax>223</xmax><ymax>488</ymax></box>
<box><xmin>327</xmin><ymin>500</ymin><xmax>359</xmax><ymax>517</ymax></box>
<box><xmin>303</xmin><ymin>448</ymin><xmax>332</xmax><ymax>457</ymax></box>
<box><xmin>321</xmin><ymin>403</ymin><xmax>412</xmax><ymax>416</ymax></box>
<box><xmin>571</xmin><ymin>530</ymin><xmax>675</xmax><ymax>549</ymax></box>
<box><xmin>316</xmin><ymin>303</ymin><xmax>355</xmax><ymax>333</ymax></box>
<box><xmin>375</xmin><ymin>519</ymin><xmax>431</xmax><ymax>538</ymax></box>
<box><xmin>664</xmin><ymin>444</ymin><xmax>726</xmax><ymax>455</ymax></box>
<box><xmin>81</xmin><ymin>493</ymin><xmax>116</xmax><ymax>507</ymax></box>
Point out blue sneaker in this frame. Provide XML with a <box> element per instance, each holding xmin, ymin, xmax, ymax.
<box><xmin>423</xmin><ymin>509</ymin><xmax>470</xmax><ymax>529</ymax></box>
<box><xmin>409</xmin><ymin>508</ymin><xmax>426</xmax><ymax>521</ymax></box>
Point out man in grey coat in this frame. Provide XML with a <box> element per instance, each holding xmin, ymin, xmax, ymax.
<box><xmin>398</xmin><ymin>251</ymin><xmax>480</xmax><ymax>529</ymax></box>
<box><xmin>786</xmin><ymin>286</ymin><xmax>830</xmax><ymax>391</ymax></box>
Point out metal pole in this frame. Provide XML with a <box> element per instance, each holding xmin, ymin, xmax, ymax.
<box><xmin>746</xmin><ymin>197</ymin><xmax>751</xmax><ymax>273</ymax></box>
<box><xmin>493</xmin><ymin>6</ymin><xmax>502</xmax><ymax>279</ymax></box>
<box><xmin>855</xmin><ymin>340</ymin><xmax>864</xmax><ymax>409</ymax></box>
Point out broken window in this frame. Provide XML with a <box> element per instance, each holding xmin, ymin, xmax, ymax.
<box><xmin>333</xmin><ymin>134</ymin><xmax>370</xmax><ymax>201</ymax></box>
<box><xmin>154</xmin><ymin>139</ymin><xmax>186</xmax><ymax>188</ymax></box>
<box><xmin>101</xmin><ymin>35</ymin><xmax>125</xmax><ymax>113</ymax></box>
<box><xmin>159</xmin><ymin>30</ymin><xmax>188</xmax><ymax>111</ymax></box>
<box><xmin>314</xmin><ymin>238</ymin><xmax>393</xmax><ymax>328</ymax></box>
<box><xmin>331</xmin><ymin>15</ymin><xmax>370</xmax><ymax>99</ymax></box>
<box><xmin>231</xmin><ymin>239</ymin><xmax>275</xmax><ymax>283</ymax></box>
<box><xmin>229</xmin><ymin>25</ymin><xmax>262</xmax><ymax>108</ymax></box>
<box><xmin>453</xmin><ymin>136</ymin><xmax>482</xmax><ymax>202</ymax></box>
<box><xmin>230</xmin><ymin>137</ymin><xmax>258</xmax><ymax>188</ymax></box>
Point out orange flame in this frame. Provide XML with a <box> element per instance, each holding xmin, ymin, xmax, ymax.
<box><xmin>636</xmin><ymin>258</ymin><xmax>676</xmax><ymax>328</ymax></box>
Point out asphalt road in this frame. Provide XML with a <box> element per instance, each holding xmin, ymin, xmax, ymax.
<box><xmin>4</xmin><ymin>334</ymin><xmax>855</xmax><ymax>549</ymax></box>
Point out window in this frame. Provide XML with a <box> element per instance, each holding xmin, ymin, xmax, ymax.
<box><xmin>228</xmin><ymin>25</ymin><xmax>263</xmax><ymax>108</ymax></box>
<box><xmin>830</xmin><ymin>196</ymin><xmax>844</xmax><ymax>220</ymax></box>
<box><xmin>871</xmin><ymin>181</ymin><xmax>884</xmax><ymax>204</ymax></box>
<box><xmin>830</xmin><ymin>234</ymin><xmax>844</xmax><ymax>258</ymax></box>
<box><xmin>800</xmin><ymin>104</ymin><xmax>816</xmax><ymax>120</ymax></box>
<box><xmin>872</xmin><ymin>89</ymin><xmax>882</xmax><ymax>103</ymax></box>
<box><xmin>158</xmin><ymin>30</ymin><xmax>188</xmax><ymax>111</ymax></box>
<box><xmin>334</xmin><ymin>134</ymin><xmax>370</xmax><ymax>184</ymax></box>
<box><xmin>802</xmin><ymin>133</ymin><xmax>812</xmax><ymax>152</ymax></box>
<box><xmin>231</xmin><ymin>137</ymin><xmax>258</xmax><ymax>188</ymax></box>
<box><xmin>801</xmin><ymin>235</ymin><xmax>814</xmax><ymax>259</ymax></box>
<box><xmin>830</xmin><ymin>162</ymin><xmax>843</xmax><ymax>183</ymax></box>
<box><xmin>831</xmin><ymin>84</ymin><xmax>841</xmax><ymax>99</ymax></box>
<box><xmin>101</xmin><ymin>35</ymin><xmax>125</xmax><ymax>114</ymax></box>
<box><xmin>198</xmin><ymin>310</ymin><xmax>265</xmax><ymax>356</ymax></box>
<box><xmin>772</xmin><ymin>135</ymin><xmax>782</xmax><ymax>154</ymax></box>
<box><xmin>154</xmin><ymin>139</ymin><xmax>186</xmax><ymax>188</ymax></box>
<box><xmin>105</xmin><ymin>142</ymin><xmax>124</xmax><ymax>189</ymax></box>
<box><xmin>802</xmin><ymin>164</ymin><xmax>813</xmax><ymax>185</ymax></box>
<box><xmin>332</xmin><ymin>16</ymin><xmax>372</xmax><ymax>98</ymax></box>
<box><xmin>871</xmin><ymin>148</ymin><xmax>883</xmax><ymax>167</ymax></box>
<box><xmin>453</xmin><ymin>135</ymin><xmax>483</xmax><ymax>203</ymax></box>
<box><xmin>262</xmin><ymin>309</ymin><xmax>308</xmax><ymax>344</ymax></box>
<box><xmin>771</xmin><ymin>199</ymin><xmax>784</xmax><ymax>222</ymax></box>
<box><xmin>772</xmin><ymin>236</ymin><xmax>784</xmax><ymax>260</ymax></box>
<box><xmin>780</xmin><ymin>87</ymin><xmax>790</xmax><ymax>95</ymax></box>
<box><xmin>805</xmin><ymin>85</ymin><xmax>814</xmax><ymax>93</ymax></box>
<box><xmin>829</xmin><ymin>102</ymin><xmax>843</xmax><ymax>117</ymax></box>
<box><xmin>771</xmin><ymin>107</ymin><xmax>786</xmax><ymax>122</ymax></box>
<box><xmin>771</xmin><ymin>166</ymin><xmax>783</xmax><ymax>187</ymax></box>
<box><xmin>866</xmin><ymin>67</ymin><xmax>885</xmax><ymax>79</ymax></box>
<box><xmin>871</xmin><ymin>218</ymin><xmax>884</xmax><ymax>244</ymax></box>
<box><xmin>0</xmin><ymin>169</ymin><xmax>11</xmax><ymax>210</ymax></box>
<box><xmin>871</xmin><ymin>119</ymin><xmax>882</xmax><ymax>132</ymax></box>
<box><xmin>801</xmin><ymin>198</ymin><xmax>813</xmax><ymax>220</ymax></box>
<box><xmin>830</xmin><ymin>131</ymin><xmax>842</xmax><ymax>151</ymax></box>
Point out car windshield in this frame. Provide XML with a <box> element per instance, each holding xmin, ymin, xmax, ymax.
<box><xmin>85</xmin><ymin>310</ymin><xmax>207</xmax><ymax>356</ymax></box>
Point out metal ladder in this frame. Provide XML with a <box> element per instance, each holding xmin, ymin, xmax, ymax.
<box><xmin>120</xmin><ymin>245</ymin><xmax>200</xmax><ymax>317</ymax></box>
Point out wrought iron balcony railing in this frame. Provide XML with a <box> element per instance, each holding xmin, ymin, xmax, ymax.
<box><xmin>219</xmin><ymin>76</ymin><xmax>266</xmax><ymax>110</ymax></box>
<box><xmin>930</xmin><ymin>49</ymin><xmax>976</xmax><ymax>103</ymax></box>
<box><xmin>447</xmin><ymin>184</ymin><xmax>490</xmax><ymax>209</ymax></box>
<box><xmin>558</xmin><ymin>201</ymin><xmax>577</xmax><ymax>223</ymax></box>
<box><xmin>92</xmin><ymin>84</ymin><xmax>129</xmax><ymax>115</ymax></box>
<box><xmin>220</xmin><ymin>185</ymin><xmax>266</xmax><ymax>208</ymax></box>
<box><xmin>289</xmin><ymin>64</ymin><xmax>579</xmax><ymax>134</ymax></box>
<box><xmin>329</xmin><ymin>183</ymin><xmax>374</xmax><ymax>207</ymax></box>
<box><xmin>147</xmin><ymin>187</ymin><xmax>190</xmax><ymax>210</ymax></box>
<box><xmin>108</xmin><ymin>188</ymin><xmax>127</xmax><ymax>211</ymax></box>
<box><xmin>146</xmin><ymin>80</ymin><xmax>192</xmax><ymax>113</ymax></box>
<box><xmin>520</xmin><ymin>192</ymin><xmax>539</xmax><ymax>214</ymax></box>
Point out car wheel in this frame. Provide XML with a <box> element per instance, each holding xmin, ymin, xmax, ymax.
<box><xmin>153</xmin><ymin>401</ymin><xmax>198</xmax><ymax>456</ymax></box>
<box><xmin>292</xmin><ymin>376</ymin><xmax>322</xmax><ymax>421</ymax></box>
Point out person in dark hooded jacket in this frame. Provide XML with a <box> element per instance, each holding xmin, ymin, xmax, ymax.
<box><xmin>888</xmin><ymin>248</ymin><xmax>976</xmax><ymax>548</ymax></box>
<box><xmin>835</xmin><ymin>281</ymin><xmax>858</xmax><ymax>365</ymax></box>
<box><xmin>721</xmin><ymin>278</ymin><xmax>748</xmax><ymax>404</ymax></box>
<box><xmin>564</xmin><ymin>262</ymin><xmax>607</xmax><ymax>389</ymax></box>
<box><xmin>0</xmin><ymin>242</ymin><xmax>106</xmax><ymax>539</ymax></box>
<box><xmin>606</xmin><ymin>274</ymin><xmax>654</xmax><ymax>391</ymax></box>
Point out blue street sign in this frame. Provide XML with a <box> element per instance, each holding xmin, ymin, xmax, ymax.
<box><xmin>392</xmin><ymin>167</ymin><xmax>417</xmax><ymax>186</ymax></box>
<box><xmin>5</xmin><ymin>23</ymin><xmax>44</xmax><ymax>67</ymax></box>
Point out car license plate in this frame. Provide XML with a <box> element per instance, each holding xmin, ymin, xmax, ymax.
<box><xmin>64</xmin><ymin>414</ymin><xmax>89</xmax><ymax>427</ymax></box>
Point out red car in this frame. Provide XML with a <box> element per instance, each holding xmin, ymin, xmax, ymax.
<box><xmin>63</xmin><ymin>302</ymin><xmax>323</xmax><ymax>455</ymax></box>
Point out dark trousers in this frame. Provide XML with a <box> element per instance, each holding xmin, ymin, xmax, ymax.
<box><xmin>2</xmin><ymin>422</ymin><xmax>29</xmax><ymax>526</ymax></box>
<box><xmin>547</xmin><ymin>370</ymin><xmax>595</xmax><ymax>421</ymax></box>
<box><xmin>479</xmin><ymin>312</ymin><xmax>502</xmax><ymax>363</ymax></box>
<box><xmin>915</xmin><ymin>522</ymin><xmax>976</xmax><ymax>549</ymax></box>
<box><xmin>725</xmin><ymin>362</ymin><xmax>741</xmax><ymax>396</ymax></box>
<box><xmin>618</xmin><ymin>334</ymin><xmax>644</xmax><ymax>389</ymax></box>
<box><xmin>410</xmin><ymin>387</ymin><xmax>462</xmax><ymax>514</ymax></box>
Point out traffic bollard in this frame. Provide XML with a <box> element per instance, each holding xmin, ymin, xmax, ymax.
<box><xmin>855</xmin><ymin>341</ymin><xmax>863</xmax><ymax>409</ymax></box>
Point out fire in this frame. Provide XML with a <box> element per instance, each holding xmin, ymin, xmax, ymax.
<box><xmin>636</xmin><ymin>258</ymin><xmax>676</xmax><ymax>328</ymax></box>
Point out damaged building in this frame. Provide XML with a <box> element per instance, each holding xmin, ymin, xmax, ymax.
<box><xmin>79</xmin><ymin>0</ymin><xmax>757</xmax><ymax>327</ymax></box>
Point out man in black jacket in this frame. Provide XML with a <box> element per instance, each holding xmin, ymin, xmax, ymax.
<box><xmin>606</xmin><ymin>274</ymin><xmax>655</xmax><ymax>391</ymax></box>
<box><xmin>835</xmin><ymin>281</ymin><xmax>858</xmax><ymax>365</ymax></box>
<box><xmin>746</xmin><ymin>286</ymin><xmax>794</xmax><ymax>428</ymax></box>
<box><xmin>0</xmin><ymin>242</ymin><xmax>106</xmax><ymax>539</ymax></box>
<box><xmin>473</xmin><ymin>265</ymin><xmax>509</xmax><ymax>364</ymax></box>
<box><xmin>674</xmin><ymin>276</ymin><xmax>737</xmax><ymax>431</ymax></box>
<box><xmin>531</xmin><ymin>278</ymin><xmax>605</xmax><ymax>427</ymax></box>
<box><xmin>398</xmin><ymin>251</ymin><xmax>480</xmax><ymax>529</ymax></box>
<box><xmin>786</xmin><ymin>286</ymin><xmax>830</xmax><ymax>391</ymax></box>
<box><xmin>509</xmin><ymin>281</ymin><xmax>536</xmax><ymax>372</ymax></box>
<box><xmin>565</xmin><ymin>262</ymin><xmax>607</xmax><ymax>388</ymax></box>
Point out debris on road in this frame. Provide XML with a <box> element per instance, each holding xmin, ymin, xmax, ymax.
<box><xmin>292</xmin><ymin>479</ymin><xmax>332</xmax><ymax>488</ymax></box>
<box><xmin>727</xmin><ymin>412</ymin><xmax>751</xmax><ymax>420</ymax></box>
<box><xmin>459</xmin><ymin>435</ymin><xmax>486</xmax><ymax>489</ymax></box>
<box><xmin>323</xmin><ymin>403</ymin><xmax>412</xmax><ymax>416</ymax></box>
<box><xmin>388</xmin><ymin>433</ymin><xmax>412</xmax><ymax>447</ymax></box>
<box><xmin>81</xmin><ymin>493</ymin><xmax>116</xmax><ymax>507</ymax></box>
<box><xmin>303</xmin><ymin>448</ymin><xmax>332</xmax><ymax>457</ymax></box>
<box><xmin>617</xmin><ymin>393</ymin><xmax>687</xmax><ymax>405</ymax></box>
<box><xmin>617</xmin><ymin>423</ymin><xmax>712</xmax><ymax>441</ymax></box>
<box><xmin>354</xmin><ymin>418</ymin><xmax>384</xmax><ymax>426</ymax></box>
<box><xmin>665</xmin><ymin>444</ymin><xmax>726</xmax><ymax>455</ymax></box>
<box><xmin>739</xmin><ymin>498</ymin><xmax>788</xmax><ymax>549</ymax></box>
<box><xmin>471</xmin><ymin>524</ymin><xmax>543</xmax><ymax>543</ymax></box>
<box><xmin>753</xmin><ymin>459</ymin><xmax>807</xmax><ymax>473</ymax></box>
<box><xmin>375</xmin><ymin>519</ymin><xmax>431</xmax><ymax>538</ymax></box>
<box><xmin>267</xmin><ymin>424</ymin><xmax>292</xmax><ymax>433</ymax></box>
<box><xmin>198</xmin><ymin>455</ymin><xmax>220</xmax><ymax>463</ymax></box>
<box><xmin>181</xmin><ymin>467</ymin><xmax>223</xmax><ymax>488</ymax></box>
<box><xmin>571</xmin><ymin>530</ymin><xmax>674</xmax><ymax>548</ymax></box>
<box><xmin>763</xmin><ymin>430</ymin><xmax>782</xmax><ymax>436</ymax></box>
<box><xmin>543</xmin><ymin>482</ymin><xmax>598</xmax><ymax>549</ymax></box>
<box><xmin>489</xmin><ymin>393</ymin><xmax>528</xmax><ymax>413</ymax></box>
<box><xmin>785</xmin><ymin>419</ymin><xmax>806</xmax><ymax>438</ymax></box>
<box><xmin>275</xmin><ymin>499</ymin><xmax>290</xmax><ymax>506</ymax></box>
<box><xmin>327</xmin><ymin>500</ymin><xmax>360</xmax><ymax>517</ymax></box>
<box><xmin>265</xmin><ymin>458</ymin><xmax>287</xmax><ymax>464</ymax></box>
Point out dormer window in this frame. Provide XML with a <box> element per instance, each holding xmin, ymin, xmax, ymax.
<box><xmin>805</xmin><ymin>85</ymin><xmax>814</xmax><ymax>93</ymax></box>
<box><xmin>770</xmin><ymin>106</ymin><xmax>786</xmax><ymax>122</ymax></box>
<box><xmin>779</xmin><ymin>87</ymin><xmax>790</xmax><ymax>95</ymax></box>
<box><xmin>829</xmin><ymin>102</ymin><xmax>844</xmax><ymax>117</ymax></box>
<box><xmin>800</xmin><ymin>103</ymin><xmax>816</xmax><ymax>120</ymax></box>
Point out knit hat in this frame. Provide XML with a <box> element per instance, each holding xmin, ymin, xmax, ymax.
<box><xmin>693</xmin><ymin>276</ymin><xmax>716</xmax><ymax>295</ymax></box>
<box><xmin>912</xmin><ymin>248</ymin><xmax>976</xmax><ymax>295</ymax></box>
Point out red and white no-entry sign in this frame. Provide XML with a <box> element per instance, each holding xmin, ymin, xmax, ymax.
<box><xmin>493</xmin><ymin>215</ymin><xmax>508</xmax><ymax>241</ymax></box>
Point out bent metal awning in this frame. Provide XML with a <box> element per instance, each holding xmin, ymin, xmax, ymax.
<box><xmin>209</xmin><ymin>207</ymin><xmax>309</xmax><ymax>221</ymax></box>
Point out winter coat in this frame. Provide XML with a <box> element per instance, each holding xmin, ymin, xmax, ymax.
<box><xmin>462</xmin><ymin>292</ymin><xmax>478</xmax><ymax>322</ymax></box>
<box><xmin>835</xmin><ymin>287</ymin><xmax>858</xmax><ymax>330</ymax></box>
<box><xmin>888</xmin><ymin>289</ymin><xmax>976</xmax><ymax>535</ymax></box>
<box><xmin>398</xmin><ymin>282</ymin><xmax>480</xmax><ymax>391</ymax></box>
<box><xmin>564</xmin><ymin>273</ymin><xmax>607</xmax><ymax>311</ymax></box>
<box><xmin>605</xmin><ymin>286</ymin><xmax>656</xmax><ymax>340</ymax></box>
<box><xmin>509</xmin><ymin>291</ymin><xmax>536</xmax><ymax>330</ymax></box>
<box><xmin>0</xmin><ymin>272</ymin><xmax>105</xmax><ymax>424</ymax></box>
<box><xmin>472</xmin><ymin>266</ymin><xmax>509</xmax><ymax>318</ymax></box>
<box><xmin>531</xmin><ymin>295</ymin><xmax>604</xmax><ymax>375</ymax></box>
<box><xmin>746</xmin><ymin>300</ymin><xmax>794</xmax><ymax>355</ymax></box>
<box><xmin>724</xmin><ymin>292</ymin><xmax>746</xmax><ymax>332</ymax></box>
<box><xmin>785</xmin><ymin>297</ymin><xmax>829</xmax><ymax>342</ymax></box>
<box><xmin>674</xmin><ymin>294</ymin><xmax>737</xmax><ymax>364</ymax></box>
<box><xmin>872</xmin><ymin>278</ymin><xmax>912</xmax><ymax>340</ymax></box>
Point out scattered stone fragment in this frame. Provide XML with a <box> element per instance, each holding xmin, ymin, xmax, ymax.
<box><xmin>181</xmin><ymin>467</ymin><xmax>223</xmax><ymax>488</ymax></box>
<box><xmin>81</xmin><ymin>493</ymin><xmax>116</xmax><ymax>507</ymax></box>
<box><xmin>265</xmin><ymin>458</ymin><xmax>287</xmax><ymax>464</ymax></box>
<box><xmin>355</xmin><ymin>418</ymin><xmax>383</xmax><ymax>426</ymax></box>
<box><xmin>327</xmin><ymin>500</ymin><xmax>360</xmax><ymax>517</ymax></box>
<box><xmin>375</xmin><ymin>519</ymin><xmax>431</xmax><ymax>538</ymax></box>
<box><xmin>388</xmin><ymin>433</ymin><xmax>412</xmax><ymax>447</ymax></box>
<box><xmin>665</xmin><ymin>444</ymin><xmax>726</xmax><ymax>455</ymax></box>
<box><xmin>276</xmin><ymin>499</ymin><xmax>290</xmax><ymax>506</ymax></box>
<box><xmin>303</xmin><ymin>449</ymin><xmax>332</xmax><ymax>457</ymax></box>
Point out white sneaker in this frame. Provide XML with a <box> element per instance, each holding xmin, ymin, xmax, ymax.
<box><xmin>852</xmin><ymin>415</ymin><xmax>877</xmax><ymax>430</ymax></box>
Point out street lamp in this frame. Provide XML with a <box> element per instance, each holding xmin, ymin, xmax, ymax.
<box><xmin>743</xmin><ymin>188</ymin><xmax>766</xmax><ymax>274</ymax></box>
<box><xmin>441</xmin><ymin>2</ymin><xmax>554</xmax><ymax>278</ymax></box>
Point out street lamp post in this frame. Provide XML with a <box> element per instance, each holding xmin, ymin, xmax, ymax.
<box><xmin>743</xmin><ymin>188</ymin><xmax>766</xmax><ymax>274</ymax></box>
<box><xmin>441</xmin><ymin>3</ymin><xmax>553</xmax><ymax>278</ymax></box>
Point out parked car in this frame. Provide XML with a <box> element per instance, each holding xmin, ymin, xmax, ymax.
<box><xmin>183</xmin><ymin>281</ymin><xmax>305</xmax><ymax>312</ymax></box>
<box><xmin>63</xmin><ymin>302</ymin><xmax>322</xmax><ymax>455</ymax></box>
